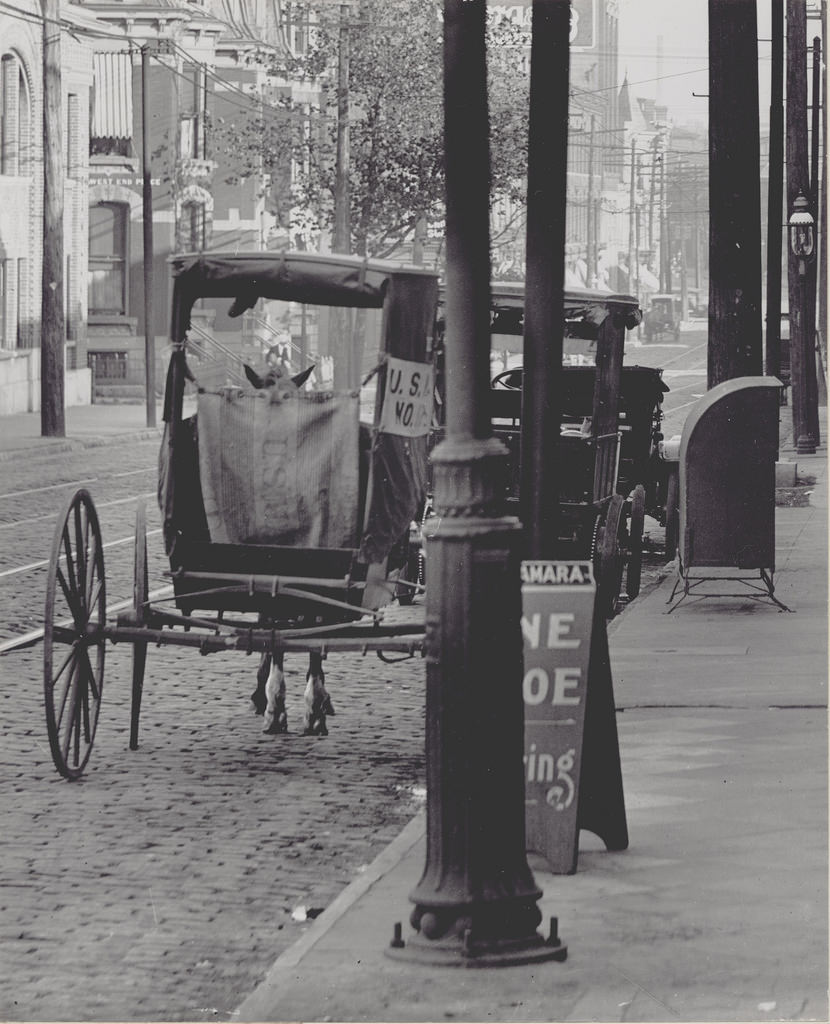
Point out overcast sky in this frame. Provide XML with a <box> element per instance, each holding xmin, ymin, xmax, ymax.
<box><xmin>617</xmin><ymin>0</ymin><xmax>775</xmax><ymax>129</ymax></box>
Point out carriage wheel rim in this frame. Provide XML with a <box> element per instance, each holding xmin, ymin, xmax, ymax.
<box><xmin>44</xmin><ymin>490</ymin><xmax>106</xmax><ymax>780</ymax></box>
<box><xmin>626</xmin><ymin>485</ymin><xmax>646</xmax><ymax>599</ymax></box>
<box><xmin>134</xmin><ymin>499</ymin><xmax>149</xmax><ymax>626</ymax></box>
<box><xmin>598</xmin><ymin>494</ymin><xmax>625</xmax><ymax>616</ymax></box>
<box><xmin>130</xmin><ymin>500</ymin><xmax>149</xmax><ymax>751</ymax></box>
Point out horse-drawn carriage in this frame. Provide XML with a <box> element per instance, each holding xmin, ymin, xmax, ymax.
<box><xmin>419</xmin><ymin>283</ymin><xmax>671</xmax><ymax>615</ymax></box>
<box><xmin>43</xmin><ymin>251</ymin><xmax>438</xmax><ymax>779</ymax></box>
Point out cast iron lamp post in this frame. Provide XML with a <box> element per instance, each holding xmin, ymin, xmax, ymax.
<box><xmin>388</xmin><ymin>0</ymin><xmax>565</xmax><ymax>967</ymax></box>
<box><xmin>788</xmin><ymin>190</ymin><xmax>817</xmax><ymax>454</ymax></box>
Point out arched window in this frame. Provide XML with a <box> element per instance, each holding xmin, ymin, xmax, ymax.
<box><xmin>1</xmin><ymin>52</ymin><xmax>31</xmax><ymax>176</ymax></box>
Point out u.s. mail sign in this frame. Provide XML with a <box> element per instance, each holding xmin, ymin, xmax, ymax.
<box><xmin>379</xmin><ymin>357</ymin><xmax>434</xmax><ymax>437</ymax></box>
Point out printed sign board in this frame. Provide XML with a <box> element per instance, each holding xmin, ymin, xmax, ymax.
<box><xmin>379</xmin><ymin>357</ymin><xmax>434</xmax><ymax>437</ymax></box>
<box><xmin>488</xmin><ymin>0</ymin><xmax>596</xmax><ymax>49</ymax></box>
<box><xmin>521</xmin><ymin>559</ymin><xmax>596</xmax><ymax>874</ymax></box>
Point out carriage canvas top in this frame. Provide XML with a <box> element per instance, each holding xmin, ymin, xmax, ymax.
<box><xmin>160</xmin><ymin>250</ymin><xmax>439</xmax><ymax>621</ymax></box>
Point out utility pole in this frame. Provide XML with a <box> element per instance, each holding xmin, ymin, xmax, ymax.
<box><xmin>806</xmin><ymin>35</ymin><xmax>821</xmax><ymax>437</ymax></box>
<box><xmin>593</xmin><ymin>197</ymin><xmax>601</xmax><ymax>286</ymax></box>
<box><xmin>635</xmin><ymin>186</ymin><xmax>642</xmax><ymax>299</ymax></box>
<box><xmin>333</xmin><ymin>2</ymin><xmax>351</xmax><ymax>254</ymax></box>
<box><xmin>521</xmin><ymin>0</ymin><xmax>570</xmax><ymax>560</ymax></box>
<box><xmin>786</xmin><ymin>0</ymin><xmax>818</xmax><ymax>451</ymax></box>
<box><xmin>765</xmin><ymin>0</ymin><xmax>784</xmax><ymax>381</ymax></box>
<box><xmin>627</xmin><ymin>139</ymin><xmax>636</xmax><ymax>293</ymax></box>
<box><xmin>331</xmin><ymin>2</ymin><xmax>355</xmax><ymax>388</ymax></box>
<box><xmin>708</xmin><ymin>0</ymin><xmax>764</xmax><ymax>388</ymax></box>
<box><xmin>659</xmin><ymin>152</ymin><xmax>667</xmax><ymax>291</ymax></box>
<box><xmin>141</xmin><ymin>46</ymin><xmax>156</xmax><ymax>429</ymax></box>
<box><xmin>41</xmin><ymin>0</ymin><xmax>65</xmax><ymax>437</ymax></box>
<box><xmin>819</xmin><ymin>0</ymin><xmax>828</xmax><ymax>395</ymax></box>
<box><xmin>648</xmin><ymin>135</ymin><xmax>659</xmax><ymax>256</ymax></box>
<box><xmin>586</xmin><ymin>115</ymin><xmax>595</xmax><ymax>286</ymax></box>
<box><xmin>678</xmin><ymin>162</ymin><xmax>688</xmax><ymax>321</ymax></box>
<box><xmin>412</xmin><ymin>214</ymin><xmax>427</xmax><ymax>265</ymax></box>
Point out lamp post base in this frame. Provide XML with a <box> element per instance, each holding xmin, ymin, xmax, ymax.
<box><xmin>796</xmin><ymin>433</ymin><xmax>817</xmax><ymax>454</ymax></box>
<box><xmin>387</xmin><ymin>913</ymin><xmax>567</xmax><ymax>967</ymax></box>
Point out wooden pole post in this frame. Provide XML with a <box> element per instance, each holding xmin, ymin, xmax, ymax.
<box><xmin>677</xmin><ymin>160</ymin><xmax>687</xmax><ymax>320</ymax></box>
<box><xmin>141</xmin><ymin>46</ymin><xmax>156</xmax><ymax>429</ymax></box>
<box><xmin>586</xmin><ymin>115</ymin><xmax>595</xmax><ymax>285</ymax></box>
<box><xmin>786</xmin><ymin>0</ymin><xmax>817</xmax><ymax>451</ymax></box>
<box><xmin>333</xmin><ymin>3</ymin><xmax>351</xmax><ymax>254</ymax></box>
<box><xmin>627</xmin><ymin>139</ymin><xmax>636</xmax><ymax>294</ymax></box>
<box><xmin>331</xmin><ymin>3</ymin><xmax>356</xmax><ymax>388</ymax></box>
<box><xmin>806</xmin><ymin>35</ymin><xmax>821</xmax><ymax>439</ymax></box>
<box><xmin>659</xmin><ymin>154</ymin><xmax>666</xmax><ymax>292</ymax></box>
<box><xmin>648</xmin><ymin>135</ymin><xmax>658</xmax><ymax>255</ymax></box>
<box><xmin>765</xmin><ymin>0</ymin><xmax>784</xmax><ymax>380</ymax></box>
<box><xmin>521</xmin><ymin>0</ymin><xmax>570</xmax><ymax>561</ymax></box>
<box><xmin>819</xmin><ymin>1</ymin><xmax>828</xmax><ymax>396</ymax></box>
<box><xmin>41</xmin><ymin>0</ymin><xmax>65</xmax><ymax>437</ymax></box>
<box><xmin>708</xmin><ymin>0</ymin><xmax>764</xmax><ymax>388</ymax></box>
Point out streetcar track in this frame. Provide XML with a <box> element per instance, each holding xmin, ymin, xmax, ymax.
<box><xmin>662</xmin><ymin>378</ymin><xmax>706</xmax><ymax>395</ymax></box>
<box><xmin>662</xmin><ymin>396</ymin><xmax>708</xmax><ymax>417</ymax></box>
<box><xmin>0</xmin><ymin>467</ymin><xmax>153</xmax><ymax>502</ymax></box>
<box><xmin>651</xmin><ymin>339</ymin><xmax>708</xmax><ymax>369</ymax></box>
<box><xmin>0</xmin><ymin>528</ymin><xmax>164</xmax><ymax>580</ymax></box>
<box><xmin>0</xmin><ymin>491</ymin><xmax>157</xmax><ymax>530</ymax></box>
<box><xmin>0</xmin><ymin>585</ymin><xmax>174</xmax><ymax>655</ymax></box>
<box><xmin>0</xmin><ymin>477</ymin><xmax>99</xmax><ymax>500</ymax></box>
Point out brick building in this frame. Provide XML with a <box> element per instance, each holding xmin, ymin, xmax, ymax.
<box><xmin>1</xmin><ymin>0</ymin><xmax>302</xmax><ymax>410</ymax></box>
<box><xmin>0</xmin><ymin>0</ymin><xmax>98</xmax><ymax>413</ymax></box>
<box><xmin>83</xmin><ymin>0</ymin><xmax>300</xmax><ymax>399</ymax></box>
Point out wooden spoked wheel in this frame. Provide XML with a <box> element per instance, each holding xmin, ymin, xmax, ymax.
<box><xmin>595</xmin><ymin>493</ymin><xmax>625</xmax><ymax>619</ymax></box>
<box><xmin>130</xmin><ymin>500</ymin><xmax>149</xmax><ymax>751</ymax></box>
<box><xmin>43</xmin><ymin>490</ymin><xmax>106</xmax><ymax>780</ymax></box>
<box><xmin>626</xmin><ymin>484</ymin><xmax>646</xmax><ymax>599</ymax></box>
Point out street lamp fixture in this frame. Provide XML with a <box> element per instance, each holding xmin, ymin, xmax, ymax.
<box><xmin>787</xmin><ymin>188</ymin><xmax>818</xmax><ymax>454</ymax></box>
<box><xmin>789</xmin><ymin>190</ymin><xmax>815</xmax><ymax>275</ymax></box>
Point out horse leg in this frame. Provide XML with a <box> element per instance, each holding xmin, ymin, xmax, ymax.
<box><xmin>251</xmin><ymin>652</ymin><xmax>270</xmax><ymax>715</ymax></box>
<box><xmin>303</xmin><ymin>652</ymin><xmax>335</xmax><ymax>736</ymax></box>
<box><xmin>263</xmin><ymin>651</ymin><xmax>288</xmax><ymax>734</ymax></box>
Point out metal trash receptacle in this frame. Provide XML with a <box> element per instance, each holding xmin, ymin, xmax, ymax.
<box><xmin>668</xmin><ymin>376</ymin><xmax>789</xmax><ymax>611</ymax></box>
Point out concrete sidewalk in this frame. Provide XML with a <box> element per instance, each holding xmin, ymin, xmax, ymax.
<box><xmin>0</xmin><ymin>402</ymin><xmax>163</xmax><ymax>461</ymax></box>
<box><xmin>234</xmin><ymin>434</ymin><xmax>827</xmax><ymax>1022</ymax></box>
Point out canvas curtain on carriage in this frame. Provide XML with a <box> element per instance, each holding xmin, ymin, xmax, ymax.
<box><xmin>196</xmin><ymin>389</ymin><xmax>361</xmax><ymax>549</ymax></box>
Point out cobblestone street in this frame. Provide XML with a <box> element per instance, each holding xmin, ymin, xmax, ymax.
<box><xmin>2</xmin><ymin>566</ymin><xmax>426</xmax><ymax>1020</ymax></box>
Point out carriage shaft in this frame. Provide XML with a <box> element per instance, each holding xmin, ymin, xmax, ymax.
<box><xmin>167</xmin><ymin>569</ymin><xmax>353</xmax><ymax>592</ymax></box>
<box><xmin>102</xmin><ymin>623</ymin><xmax>425</xmax><ymax>656</ymax></box>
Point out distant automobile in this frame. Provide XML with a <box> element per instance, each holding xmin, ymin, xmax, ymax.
<box><xmin>643</xmin><ymin>294</ymin><xmax>681</xmax><ymax>342</ymax></box>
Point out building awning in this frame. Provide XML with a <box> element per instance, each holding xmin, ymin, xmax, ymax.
<box><xmin>92</xmin><ymin>52</ymin><xmax>133</xmax><ymax>141</ymax></box>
